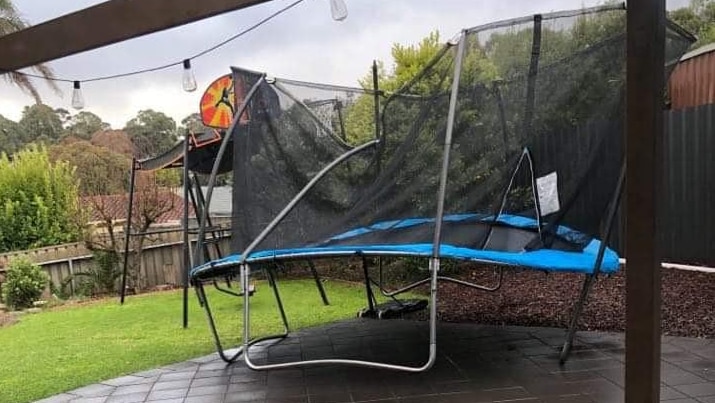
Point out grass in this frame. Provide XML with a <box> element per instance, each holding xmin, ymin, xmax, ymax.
<box><xmin>0</xmin><ymin>278</ymin><xmax>370</xmax><ymax>403</ymax></box>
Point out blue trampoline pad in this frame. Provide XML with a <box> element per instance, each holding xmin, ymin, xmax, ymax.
<box><xmin>190</xmin><ymin>239</ymin><xmax>619</xmax><ymax>281</ymax></box>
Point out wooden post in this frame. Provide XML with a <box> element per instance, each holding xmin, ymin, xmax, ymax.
<box><xmin>626</xmin><ymin>0</ymin><xmax>666</xmax><ymax>401</ymax></box>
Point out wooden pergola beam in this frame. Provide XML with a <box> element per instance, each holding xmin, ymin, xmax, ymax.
<box><xmin>0</xmin><ymin>0</ymin><xmax>272</xmax><ymax>72</ymax></box>
<box><xmin>625</xmin><ymin>0</ymin><xmax>665</xmax><ymax>401</ymax></box>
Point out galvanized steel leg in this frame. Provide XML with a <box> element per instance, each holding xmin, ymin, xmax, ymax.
<box><xmin>241</xmin><ymin>257</ymin><xmax>440</xmax><ymax>372</ymax></box>
<box><xmin>560</xmin><ymin>274</ymin><xmax>595</xmax><ymax>364</ymax></box>
<box><xmin>307</xmin><ymin>260</ymin><xmax>329</xmax><ymax>305</ymax></box>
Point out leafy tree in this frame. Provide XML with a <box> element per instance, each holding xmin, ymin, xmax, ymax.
<box><xmin>91</xmin><ymin>129</ymin><xmax>136</xmax><ymax>157</ymax></box>
<box><xmin>18</xmin><ymin>104</ymin><xmax>64</xmax><ymax>144</ymax></box>
<box><xmin>123</xmin><ymin>109</ymin><xmax>177</xmax><ymax>158</ymax></box>
<box><xmin>64</xmin><ymin>111</ymin><xmax>110</xmax><ymax>140</ymax></box>
<box><xmin>178</xmin><ymin>113</ymin><xmax>210</xmax><ymax>135</ymax></box>
<box><xmin>48</xmin><ymin>139</ymin><xmax>130</xmax><ymax>196</ymax></box>
<box><xmin>669</xmin><ymin>0</ymin><xmax>715</xmax><ymax>47</ymax></box>
<box><xmin>0</xmin><ymin>145</ymin><xmax>82</xmax><ymax>252</ymax></box>
<box><xmin>0</xmin><ymin>114</ymin><xmax>23</xmax><ymax>155</ymax></box>
<box><xmin>0</xmin><ymin>0</ymin><xmax>60</xmax><ymax>103</ymax></box>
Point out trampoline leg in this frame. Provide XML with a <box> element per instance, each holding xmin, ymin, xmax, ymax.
<box><xmin>196</xmin><ymin>283</ymin><xmax>242</xmax><ymax>363</ymax></box>
<box><xmin>266</xmin><ymin>266</ymin><xmax>290</xmax><ymax>333</ymax></box>
<box><xmin>307</xmin><ymin>260</ymin><xmax>329</xmax><ymax>306</ymax></box>
<box><xmin>560</xmin><ymin>274</ymin><xmax>595</xmax><ymax>364</ymax></box>
<box><xmin>239</xmin><ymin>258</ymin><xmax>439</xmax><ymax>372</ymax></box>
<box><xmin>194</xmin><ymin>266</ymin><xmax>289</xmax><ymax>364</ymax></box>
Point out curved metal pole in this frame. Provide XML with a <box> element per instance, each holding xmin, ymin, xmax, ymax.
<box><xmin>196</xmin><ymin>282</ymin><xmax>287</xmax><ymax>364</ymax></box>
<box><xmin>371</xmin><ymin>269</ymin><xmax>504</xmax><ymax>298</ymax></box>
<box><xmin>240</xmin><ymin>139</ymin><xmax>379</xmax><ymax>262</ymax></box>
<box><xmin>194</xmin><ymin>75</ymin><xmax>265</xmax><ymax>268</ymax></box>
<box><xmin>242</xmin><ymin>258</ymin><xmax>439</xmax><ymax>372</ymax></box>
<box><xmin>120</xmin><ymin>158</ymin><xmax>137</xmax><ymax>304</ymax></box>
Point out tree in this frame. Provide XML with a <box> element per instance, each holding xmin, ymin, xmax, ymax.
<box><xmin>64</xmin><ymin>111</ymin><xmax>110</xmax><ymax>140</ymax></box>
<box><xmin>178</xmin><ymin>113</ymin><xmax>210</xmax><ymax>135</ymax></box>
<box><xmin>48</xmin><ymin>139</ymin><xmax>130</xmax><ymax>196</ymax></box>
<box><xmin>669</xmin><ymin>0</ymin><xmax>715</xmax><ymax>48</ymax></box>
<box><xmin>123</xmin><ymin>109</ymin><xmax>177</xmax><ymax>158</ymax></box>
<box><xmin>18</xmin><ymin>103</ymin><xmax>64</xmax><ymax>144</ymax></box>
<box><xmin>0</xmin><ymin>114</ymin><xmax>23</xmax><ymax>155</ymax></box>
<box><xmin>0</xmin><ymin>145</ymin><xmax>82</xmax><ymax>252</ymax></box>
<box><xmin>91</xmin><ymin>129</ymin><xmax>136</xmax><ymax>157</ymax></box>
<box><xmin>0</xmin><ymin>0</ymin><xmax>60</xmax><ymax>102</ymax></box>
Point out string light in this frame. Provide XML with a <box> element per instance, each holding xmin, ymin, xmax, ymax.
<box><xmin>329</xmin><ymin>0</ymin><xmax>348</xmax><ymax>21</ymax></box>
<box><xmin>2</xmin><ymin>0</ymin><xmax>349</xmax><ymax>108</ymax></box>
<box><xmin>71</xmin><ymin>81</ymin><xmax>84</xmax><ymax>109</ymax></box>
<box><xmin>182</xmin><ymin>59</ymin><xmax>197</xmax><ymax>92</ymax></box>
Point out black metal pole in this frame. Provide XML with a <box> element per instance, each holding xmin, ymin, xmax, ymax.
<box><xmin>120</xmin><ymin>158</ymin><xmax>137</xmax><ymax>304</ymax></box>
<box><xmin>372</xmin><ymin>60</ymin><xmax>382</xmax><ymax>174</ymax></box>
<box><xmin>182</xmin><ymin>133</ymin><xmax>190</xmax><ymax>328</ymax></box>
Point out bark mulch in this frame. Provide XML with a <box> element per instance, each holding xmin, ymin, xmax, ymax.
<box><xmin>307</xmin><ymin>261</ymin><xmax>715</xmax><ymax>338</ymax></box>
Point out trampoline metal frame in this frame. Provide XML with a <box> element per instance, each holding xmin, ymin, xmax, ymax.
<box><xmin>193</xmin><ymin>25</ymin><xmax>624</xmax><ymax>372</ymax></box>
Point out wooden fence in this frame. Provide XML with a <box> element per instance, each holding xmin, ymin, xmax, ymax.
<box><xmin>0</xmin><ymin>227</ymin><xmax>231</xmax><ymax>296</ymax></box>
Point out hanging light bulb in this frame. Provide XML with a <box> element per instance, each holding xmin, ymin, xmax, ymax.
<box><xmin>182</xmin><ymin>59</ymin><xmax>197</xmax><ymax>92</ymax></box>
<box><xmin>71</xmin><ymin>81</ymin><xmax>85</xmax><ymax>110</ymax></box>
<box><xmin>329</xmin><ymin>0</ymin><xmax>348</xmax><ymax>21</ymax></box>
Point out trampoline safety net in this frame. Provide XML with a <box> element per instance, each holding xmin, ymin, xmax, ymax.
<box><xmin>222</xmin><ymin>4</ymin><xmax>693</xmax><ymax>269</ymax></box>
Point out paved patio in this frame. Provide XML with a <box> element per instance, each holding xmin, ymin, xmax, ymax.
<box><xmin>36</xmin><ymin>319</ymin><xmax>715</xmax><ymax>403</ymax></box>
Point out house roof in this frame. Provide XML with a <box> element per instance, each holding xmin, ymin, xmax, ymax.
<box><xmin>81</xmin><ymin>190</ymin><xmax>194</xmax><ymax>224</ymax></box>
<box><xmin>174</xmin><ymin>186</ymin><xmax>233</xmax><ymax>217</ymax></box>
<box><xmin>680</xmin><ymin>42</ymin><xmax>715</xmax><ymax>62</ymax></box>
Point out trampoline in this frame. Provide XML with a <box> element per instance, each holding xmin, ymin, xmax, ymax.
<box><xmin>189</xmin><ymin>4</ymin><xmax>694</xmax><ymax>372</ymax></box>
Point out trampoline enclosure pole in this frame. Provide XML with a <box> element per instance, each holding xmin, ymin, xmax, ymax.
<box><xmin>432</xmin><ymin>32</ymin><xmax>467</xmax><ymax>257</ymax></box>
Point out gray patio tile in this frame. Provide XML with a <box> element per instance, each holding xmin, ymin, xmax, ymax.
<box><xmin>661</xmin><ymin>385</ymin><xmax>688</xmax><ymax>401</ymax></box>
<box><xmin>184</xmin><ymin>394</ymin><xmax>227</xmax><ymax>403</ymax></box>
<box><xmin>223</xmin><ymin>390</ymin><xmax>266</xmax><ymax>402</ymax></box>
<box><xmin>67</xmin><ymin>384</ymin><xmax>116</xmax><ymax>398</ymax></box>
<box><xmin>191</xmin><ymin>376</ymin><xmax>231</xmax><ymax>388</ymax></box>
<box><xmin>144</xmin><ymin>399</ymin><xmax>184</xmax><ymax>403</ymax></box>
<box><xmin>104</xmin><ymin>392</ymin><xmax>148</xmax><ymax>403</ymax></box>
<box><xmin>186</xmin><ymin>384</ymin><xmax>228</xmax><ymax>397</ymax></box>
<box><xmin>146</xmin><ymin>387</ymin><xmax>188</xmax><ymax>401</ymax></box>
<box><xmin>32</xmin><ymin>320</ymin><xmax>715</xmax><ymax>403</ymax></box>
<box><xmin>101</xmin><ymin>376</ymin><xmax>151</xmax><ymax>387</ymax></box>
<box><xmin>110</xmin><ymin>383</ymin><xmax>153</xmax><ymax>396</ymax></box>
<box><xmin>34</xmin><ymin>393</ymin><xmax>77</xmax><ymax>403</ymax></box>
<box><xmin>68</xmin><ymin>398</ymin><xmax>108</xmax><ymax>403</ymax></box>
<box><xmin>673</xmin><ymin>382</ymin><xmax>715</xmax><ymax>398</ymax></box>
<box><xmin>157</xmin><ymin>370</ymin><xmax>197</xmax><ymax>382</ymax></box>
<box><xmin>152</xmin><ymin>379</ymin><xmax>193</xmax><ymax>391</ymax></box>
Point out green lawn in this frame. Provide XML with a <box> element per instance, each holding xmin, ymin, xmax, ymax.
<box><xmin>0</xmin><ymin>279</ymin><xmax>369</xmax><ymax>403</ymax></box>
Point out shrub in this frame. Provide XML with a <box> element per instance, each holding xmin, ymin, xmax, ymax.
<box><xmin>2</xmin><ymin>257</ymin><xmax>48</xmax><ymax>310</ymax></box>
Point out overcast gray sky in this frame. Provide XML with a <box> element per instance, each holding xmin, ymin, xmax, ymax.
<box><xmin>0</xmin><ymin>0</ymin><xmax>691</xmax><ymax>128</ymax></box>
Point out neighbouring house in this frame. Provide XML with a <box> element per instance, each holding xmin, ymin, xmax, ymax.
<box><xmin>81</xmin><ymin>189</ymin><xmax>192</xmax><ymax>232</ymax></box>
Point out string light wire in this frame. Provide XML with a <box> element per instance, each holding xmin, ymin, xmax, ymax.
<box><xmin>8</xmin><ymin>0</ymin><xmax>305</xmax><ymax>84</ymax></box>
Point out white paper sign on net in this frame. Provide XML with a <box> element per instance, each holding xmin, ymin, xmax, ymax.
<box><xmin>536</xmin><ymin>171</ymin><xmax>560</xmax><ymax>216</ymax></box>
